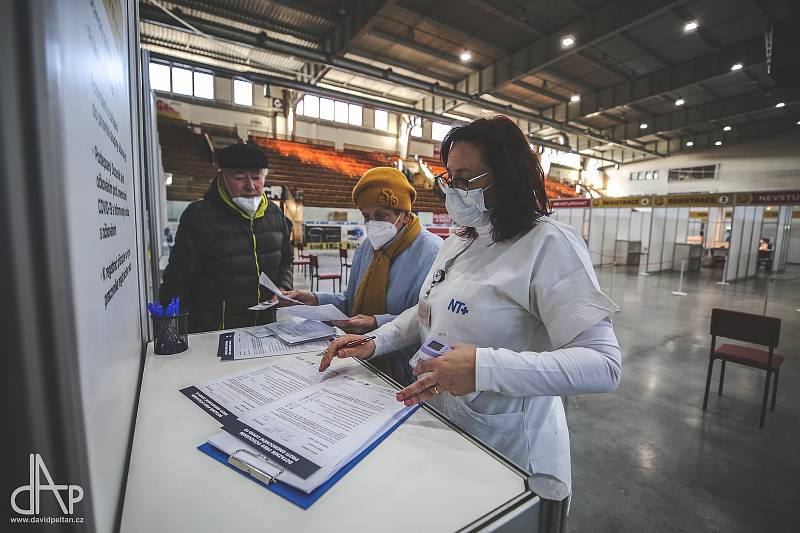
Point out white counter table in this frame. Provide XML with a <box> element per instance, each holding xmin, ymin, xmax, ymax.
<box><xmin>119</xmin><ymin>330</ymin><xmax>540</xmax><ymax>533</ymax></box>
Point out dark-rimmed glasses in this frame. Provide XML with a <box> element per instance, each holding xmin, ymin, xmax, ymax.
<box><xmin>435</xmin><ymin>170</ymin><xmax>491</xmax><ymax>198</ymax></box>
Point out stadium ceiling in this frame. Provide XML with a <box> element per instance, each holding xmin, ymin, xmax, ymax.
<box><xmin>139</xmin><ymin>0</ymin><xmax>800</xmax><ymax>164</ymax></box>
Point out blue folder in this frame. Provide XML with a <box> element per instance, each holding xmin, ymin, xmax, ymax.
<box><xmin>198</xmin><ymin>405</ymin><xmax>420</xmax><ymax>509</ymax></box>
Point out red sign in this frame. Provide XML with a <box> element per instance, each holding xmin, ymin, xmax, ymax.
<box><xmin>551</xmin><ymin>198</ymin><xmax>591</xmax><ymax>208</ymax></box>
<box><xmin>737</xmin><ymin>190</ymin><xmax>800</xmax><ymax>205</ymax></box>
<box><xmin>432</xmin><ymin>212</ymin><xmax>453</xmax><ymax>224</ymax></box>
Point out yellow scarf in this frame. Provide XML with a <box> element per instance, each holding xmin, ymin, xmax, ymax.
<box><xmin>352</xmin><ymin>214</ymin><xmax>421</xmax><ymax>316</ymax></box>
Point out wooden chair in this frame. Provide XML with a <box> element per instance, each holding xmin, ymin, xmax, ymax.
<box><xmin>703</xmin><ymin>308</ymin><xmax>784</xmax><ymax>429</ymax></box>
<box><xmin>308</xmin><ymin>254</ymin><xmax>341</xmax><ymax>292</ymax></box>
<box><xmin>339</xmin><ymin>248</ymin><xmax>352</xmax><ymax>284</ymax></box>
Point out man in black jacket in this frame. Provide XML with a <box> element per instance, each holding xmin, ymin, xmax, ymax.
<box><xmin>160</xmin><ymin>143</ymin><xmax>293</xmax><ymax>333</ymax></box>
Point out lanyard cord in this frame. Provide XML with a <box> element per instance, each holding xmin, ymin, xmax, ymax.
<box><xmin>424</xmin><ymin>236</ymin><xmax>477</xmax><ymax>299</ymax></box>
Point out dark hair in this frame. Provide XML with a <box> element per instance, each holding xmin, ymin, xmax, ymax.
<box><xmin>440</xmin><ymin>115</ymin><xmax>551</xmax><ymax>242</ymax></box>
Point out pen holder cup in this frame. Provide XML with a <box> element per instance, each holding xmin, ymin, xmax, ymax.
<box><xmin>152</xmin><ymin>312</ymin><xmax>189</xmax><ymax>355</ymax></box>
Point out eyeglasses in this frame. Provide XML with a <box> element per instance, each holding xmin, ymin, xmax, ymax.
<box><xmin>435</xmin><ymin>170</ymin><xmax>491</xmax><ymax>198</ymax></box>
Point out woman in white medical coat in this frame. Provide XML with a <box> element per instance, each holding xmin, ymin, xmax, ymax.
<box><xmin>320</xmin><ymin>115</ymin><xmax>621</xmax><ymax>507</ymax></box>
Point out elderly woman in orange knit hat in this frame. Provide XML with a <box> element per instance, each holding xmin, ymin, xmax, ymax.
<box><xmin>283</xmin><ymin>167</ymin><xmax>442</xmax><ymax>385</ymax></box>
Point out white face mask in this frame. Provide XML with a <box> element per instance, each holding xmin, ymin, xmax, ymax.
<box><xmin>366</xmin><ymin>213</ymin><xmax>402</xmax><ymax>250</ymax></box>
<box><xmin>444</xmin><ymin>184</ymin><xmax>493</xmax><ymax>228</ymax></box>
<box><xmin>232</xmin><ymin>195</ymin><xmax>263</xmax><ymax>216</ymax></box>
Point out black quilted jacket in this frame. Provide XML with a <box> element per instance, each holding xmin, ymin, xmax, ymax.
<box><xmin>160</xmin><ymin>177</ymin><xmax>293</xmax><ymax>333</ymax></box>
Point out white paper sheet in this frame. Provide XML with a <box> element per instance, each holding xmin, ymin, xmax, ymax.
<box><xmin>281</xmin><ymin>303</ymin><xmax>350</xmax><ymax>321</ymax></box>
<box><xmin>265</xmin><ymin>317</ymin><xmax>337</xmax><ymax>344</ymax></box>
<box><xmin>193</xmin><ymin>356</ymin><xmax>340</xmax><ymax>418</ymax></box>
<box><xmin>207</xmin><ymin>406</ymin><xmax>410</xmax><ymax>493</ymax></box>
<box><xmin>260</xmin><ymin>272</ymin><xmax>304</xmax><ymax>304</ymax></box>
<box><xmin>248</xmin><ymin>300</ymin><xmax>279</xmax><ymax>311</ymax></box>
<box><xmin>239</xmin><ymin>325</ymin><xmax>275</xmax><ymax>338</ymax></box>
<box><xmin>228</xmin><ymin>331</ymin><xmax>331</xmax><ymax>360</ymax></box>
<box><xmin>237</xmin><ymin>371</ymin><xmax>407</xmax><ymax>469</ymax></box>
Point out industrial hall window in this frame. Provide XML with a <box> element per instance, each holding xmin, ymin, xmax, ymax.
<box><xmin>629</xmin><ymin>170</ymin><xmax>660</xmax><ymax>181</ymax></box>
<box><xmin>668</xmin><ymin>165</ymin><xmax>718</xmax><ymax>181</ymax></box>
<box><xmin>149</xmin><ymin>61</ymin><xmax>214</xmax><ymax>100</ymax></box>
<box><xmin>296</xmin><ymin>95</ymin><xmax>363</xmax><ymax>127</ymax></box>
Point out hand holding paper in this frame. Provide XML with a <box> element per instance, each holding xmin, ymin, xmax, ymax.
<box><xmin>260</xmin><ymin>272</ymin><xmax>304</xmax><ymax>304</ymax></box>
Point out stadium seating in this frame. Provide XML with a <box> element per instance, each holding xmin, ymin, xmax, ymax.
<box><xmin>157</xmin><ymin>115</ymin><xmax>579</xmax><ymax>208</ymax></box>
<box><xmin>251</xmin><ymin>136</ymin><xmax>448</xmax><ymax>213</ymax></box>
<box><xmin>158</xmin><ymin>116</ymin><xmax>218</xmax><ymax>202</ymax></box>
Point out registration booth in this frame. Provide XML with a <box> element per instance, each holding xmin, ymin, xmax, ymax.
<box><xmin>3</xmin><ymin>2</ymin><xmax>551</xmax><ymax>532</ymax></box>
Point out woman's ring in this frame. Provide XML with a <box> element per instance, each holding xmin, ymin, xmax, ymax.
<box><xmin>433</xmin><ymin>385</ymin><xmax>440</xmax><ymax>395</ymax></box>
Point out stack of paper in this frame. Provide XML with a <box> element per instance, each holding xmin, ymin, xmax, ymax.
<box><xmin>265</xmin><ymin>317</ymin><xmax>337</xmax><ymax>344</ymax></box>
<box><xmin>217</xmin><ymin>330</ymin><xmax>331</xmax><ymax>361</ymax></box>
<box><xmin>180</xmin><ymin>356</ymin><xmax>413</xmax><ymax>495</ymax></box>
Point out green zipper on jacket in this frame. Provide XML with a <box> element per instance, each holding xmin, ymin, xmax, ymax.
<box><xmin>215</xmin><ymin>178</ymin><xmax>267</xmax><ymax>314</ymax></box>
<box><xmin>251</xmin><ymin>219</ymin><xmax>261</xmax><ymax>303</ymax></box>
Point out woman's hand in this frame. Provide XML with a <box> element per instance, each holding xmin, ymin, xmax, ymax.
<box><xmin>396</xmin><ymin>344</ymin><xmax>477</xmax><ymax>406</ymax></box>
<box><xmin>279</xmin><ymin>289</ymin><xmax>318</xmax><ymax>306</ymax></box>
<box><xmin>319</xmin><ymin>334</ymin><xmax>376</xmax><ymax>372</ymax></box>
<box><xmin>332</xmin><ymin>314</ymin><xmax>377</xmax><ymax>334</ymax></box>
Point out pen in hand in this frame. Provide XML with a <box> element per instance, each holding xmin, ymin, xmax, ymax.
<box><xmin>315</xmin><ymin>336</ymin><xmax>376</xmax><ymax>358</ymax></box>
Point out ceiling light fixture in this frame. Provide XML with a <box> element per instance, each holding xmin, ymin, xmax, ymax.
<box><xmin>730</xmin><ymin>63</ymin><xmax>743</xmax><ymax>71</ymax></box>
<box><xmin>714</xmin><ymin>140</ymin><xmax>722</xmax><ymax>146</ymax></box>
<box><xmin>640</xmin><ymin>123</ymin><xmax>648</xmax><ymax>129</ymax></box>
<box><xmin>684</xmin><ymin>20</ymin><xmax>699</xmax><ymax>32</ymax></box>
<box><xmin>561</xmin><ymin>35</ymin><xmax>576</xmax><ymax>48</ymax></box>
<box><xmin>675</xmin><ymin>98</ymin><xmax>685</xmax><ymax>106</ymax></box>
<box><xmin>775</xmin><ymin>102</ymin><xmax>785</xmax><ymax>108</ymax></box>
<box><xmin>460</xmin><ymin>51</ymin><xmax>472</xmax><ymax>62</ymax></box>
<box><xmin>723</xmin><ymin>125</ymin><xmax>731</xmax><ymax>131</ymax></box>
<box><xmin>570</xmin><ymin>94</ymin><xmax>581</xmax><ymax>102</ymax></box>
<box><xmin>686</xmin><ymin>141</ymin><xmax>694</xmax><ymax>147</ymax></box>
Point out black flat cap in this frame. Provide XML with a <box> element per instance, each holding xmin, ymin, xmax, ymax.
<box><xmin>216</xmin><ymin>143</ymin><xmax>269</xmax><ymax>169</ymax></box>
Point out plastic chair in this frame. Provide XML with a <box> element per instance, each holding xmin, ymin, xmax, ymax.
<box><xmin>703</xmin><ymin>308</ymin><xmax>784</xmax><ymax>429</ymax></box>
<box><xmin>308</xmin><ymin>254</ymin><xmax>341</xmax><ymax>292</ymax></box>
<box><xmin>339</xmin><ymin>248</ymin><xmax>352</xmax><ymax>284</ymax></box>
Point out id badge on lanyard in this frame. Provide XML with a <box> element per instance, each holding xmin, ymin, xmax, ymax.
<box><xmin>419</xmin><ymin>239</ymin><xmax>473</xmax><ymax>330</ymax></box>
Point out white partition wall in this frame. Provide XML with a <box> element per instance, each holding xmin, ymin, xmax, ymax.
<box><xmin>772</xmin><ymin>206</ymin><xmax>793</xmax><ymax>272</ymax></box>
<box><xmin>724</xmin><ymin>206</ymin><xmax>765</xmax><ymax>282</ymax></box>
<box><xmin>661</xmin><ymin>208</ymin><xmax>679</xmax><ymax>271</ymax></box>
<box><xmin>645</xmin><ymin>208</ymin><xmax>667</xmax><ymax>273</ymax></box>
<box><xmin>638</xmin><ymin>208</ymin><xmax>653</xmax><ymax>275</ymax></box>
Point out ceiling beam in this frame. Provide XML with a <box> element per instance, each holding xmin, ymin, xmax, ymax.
<box><xmin>387</xmin><ymin>4</ymin><xmax>507</xmax><ymax>57</ymax></box>
<box><xmin>369</xmin><ymin>29</ymin><xmax>478</xmax><ymax>69</ymax></box>
<box><xmin>161</xmin><ymin>0</ymin><xmax>321</xmax><ymax>44</ymax></box>
<box><xmin>138</xmin><ymin>3</ymin><xmax>662</xmax><ymax>157</ymax></box>
<box><xmin>618</xmin><ymin>31</ymin><xmax>671</xmax><ymax>68</ymax></box>
<box><xmin>322</xmin><ymin>0</ymin><xmax>396</xmax><ymax>56</ymax></box>
<box><xmin>539</xmin><ymin>35</ymin><xmax>766</xmax><ymax>123</ymax></box>
<box><xmin>602</xmin><ymin>86</ymin><xmax>800</xmax><ymax>141</ymax></box>
<box><xmin>464</xmin><ymin>0</ymin><xmax>678</xmax><ymax>96</ymax></box>
<box><xmin>511</xmin><ymin>79</ymin><xmax>568</xmax><ymax>103</ymax></box>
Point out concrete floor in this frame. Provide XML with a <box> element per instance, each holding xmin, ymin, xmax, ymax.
<box><xmin>294</xmin><ymin>251</ymin><xmax>800</xmax><ymax>532</ymax></box>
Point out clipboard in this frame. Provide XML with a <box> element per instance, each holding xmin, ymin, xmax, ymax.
<box><xmin>198</xmin><ymin>405</ymin><xmax>420</xmax><ymax>509</ymax></box>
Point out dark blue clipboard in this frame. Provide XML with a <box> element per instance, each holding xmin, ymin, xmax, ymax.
<box><xmin>198</xmin><ymin>405</ymin><xmax>420</xmax><ymax>509</ymax></box>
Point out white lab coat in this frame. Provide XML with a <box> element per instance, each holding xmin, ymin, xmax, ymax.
<box><xmin>372</xmin><ymin>217</ymin><xmax>619</xmax><ymax>500</ymax></box>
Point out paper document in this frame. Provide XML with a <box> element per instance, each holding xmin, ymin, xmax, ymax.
<box><xmin>281</xmin><ymin>303</ymin><xmax>350</xmax><ymax>321</ymax></box>
<box><xmin>239</xmin><ymin>325</ymin><xmax>275</xmax><ymax>338</ymax></box>
<box><xmin>266</xmin><ymin>317</ymin><xmax>337</xmax><ymax>344</ymax></box>
<box><xmin>218</xmin><ymin>331</ymin><xmax>331</xmax><ymax>361</ymax></box>
<box><xmin>260</xmin><ymin>272</ymin><xmax>304</xmax><ymax>304</ymax></box>
<box><xmin>223</xmin><ymin>369</ymin><xmax>408</xmax><ymax>479</ymax></box>
<box><xmin>248</xmin><ymin>300</ymin><xmax>279</xmax><ymax>311</ymax></box>
<box><xmin>207</xmin><ymin>406</ymin><xmax>411</xmax><ymax>493</ymax></box>
<box><xmin>180</xmin><ymin>356</ymin><xmax>343</xmax><ymax>421</ymax></box>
